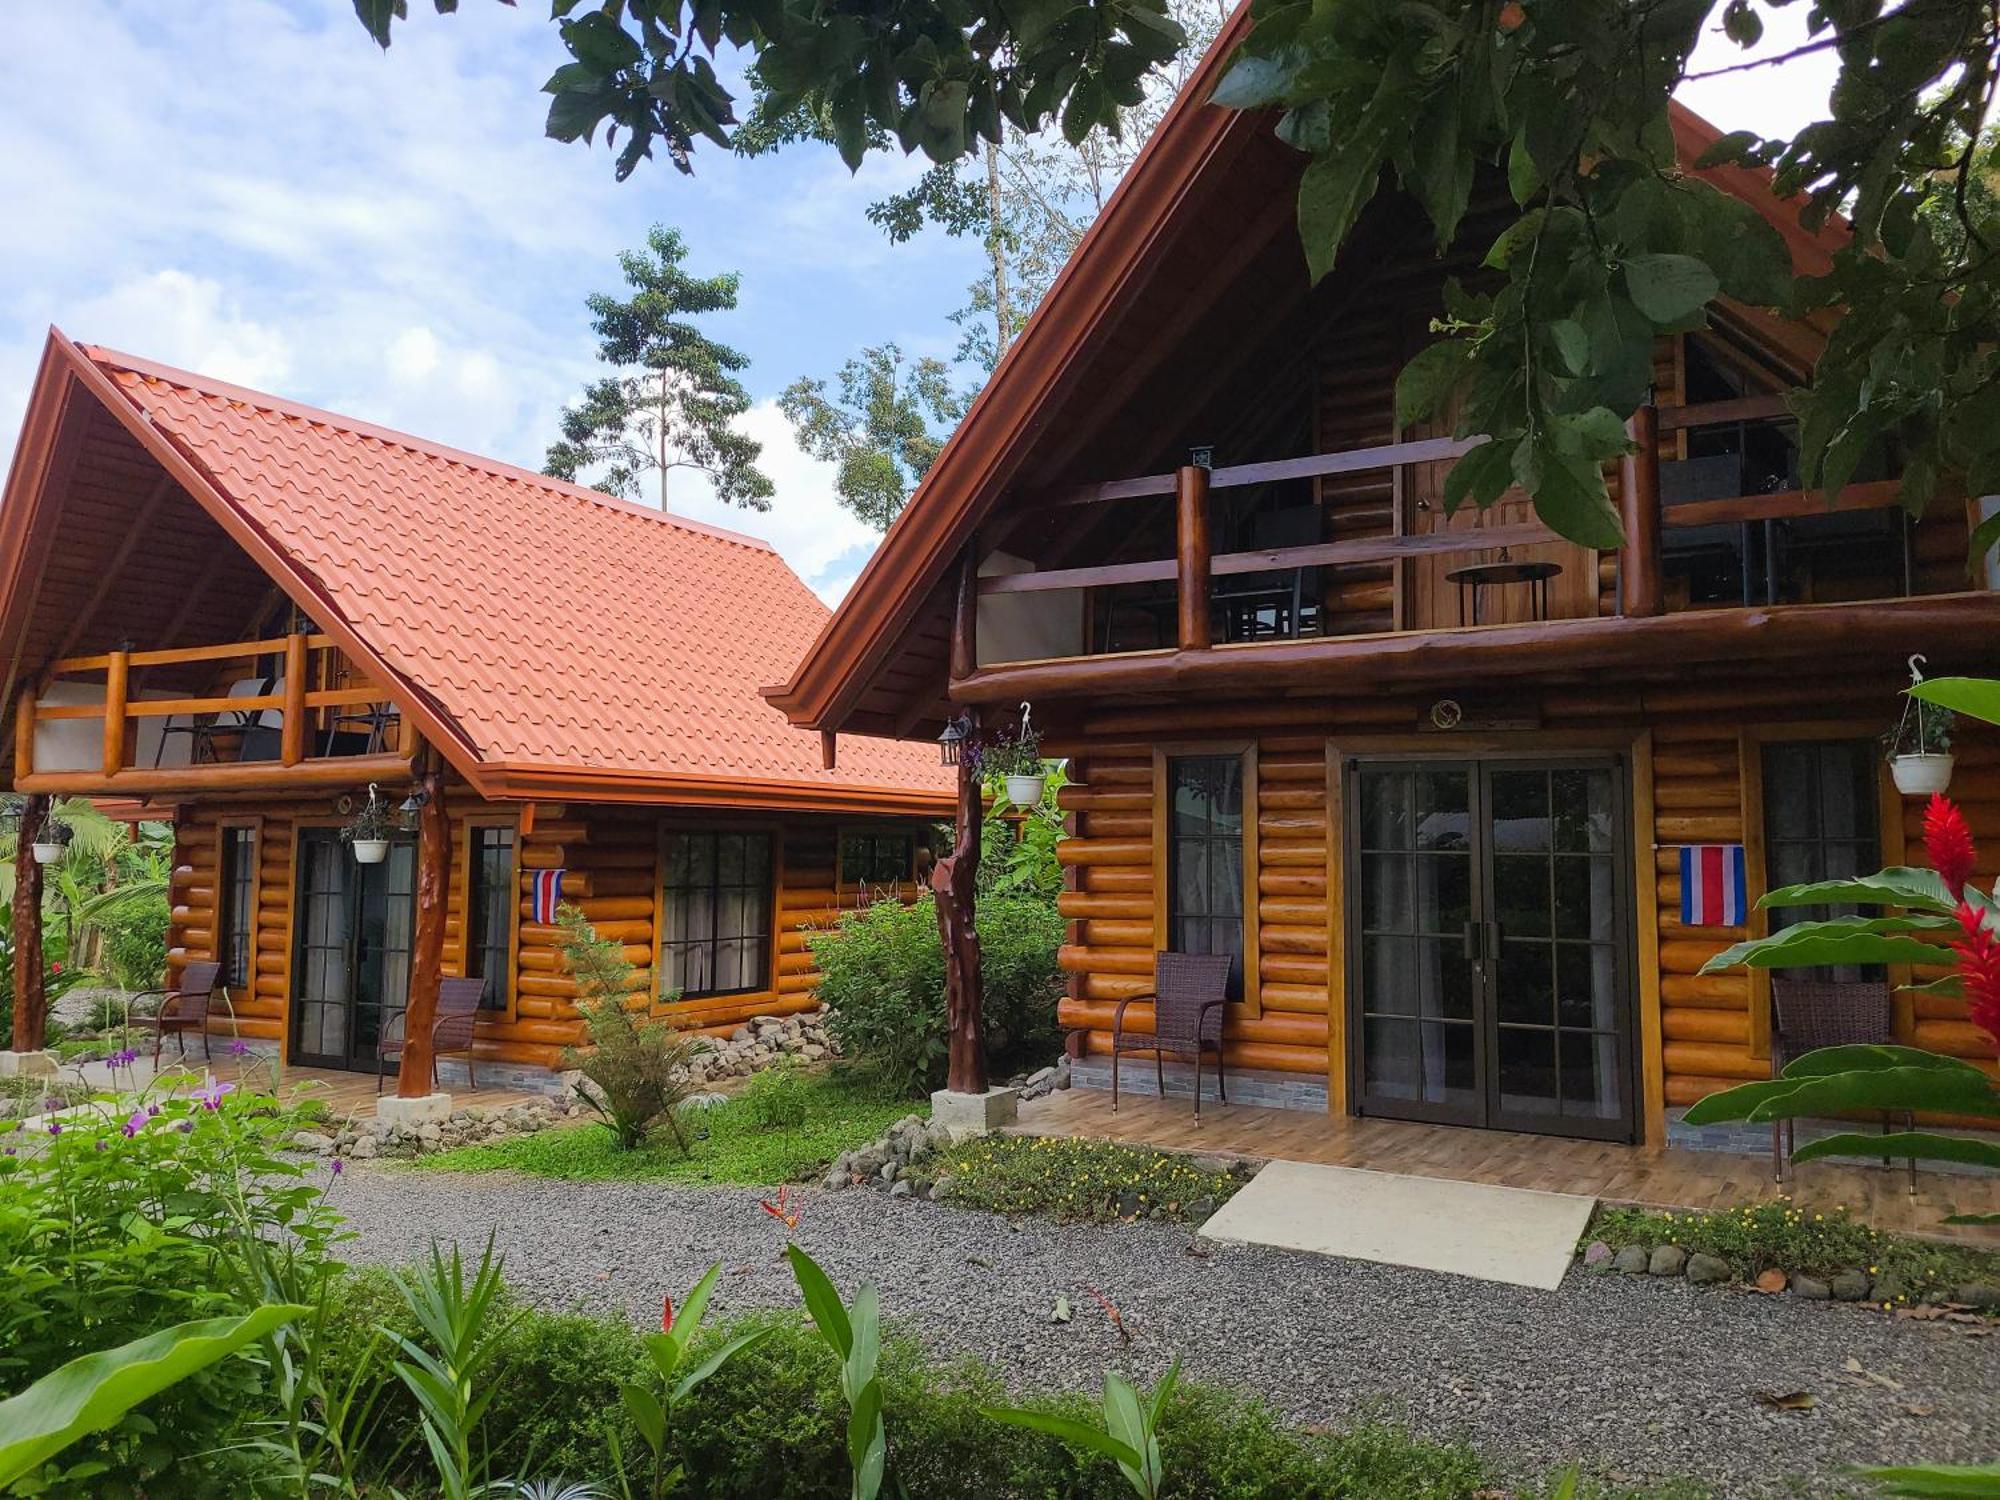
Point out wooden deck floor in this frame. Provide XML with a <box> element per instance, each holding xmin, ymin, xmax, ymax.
<box><xmin>74</xmin><ymin>1050</ymin><xmax>551</xmax><ymax>1122</ymax></box>
<box><xmin>1013</xmin><ymin>1089</ymin><xmax>2000</xmax><ymax>1244</ymax></box>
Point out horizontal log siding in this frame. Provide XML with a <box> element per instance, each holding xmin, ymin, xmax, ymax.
<box><xmin>170</xmin><ymin>793</ymin><xmax>918</xmax><ymax>1071</ymax></box>
<box><xmin>1047</xmin><ymin>680</ymin><xmax>2000</xmax><ymax>1112</ymax></box>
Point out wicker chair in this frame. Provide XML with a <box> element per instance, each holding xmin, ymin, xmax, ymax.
<box><xmin>1770</xmin><ymin>977</ymin><xmax>1916</xmax><ymax>1194</ymax></box>
<box><xmin>378</xmin><ymin>977</ymin><xmax>484</xmax><ymax>1093</ymax></box>
<box><xmin>1110</xmin><ymin>952</ymin><xmax>1233</xmax><ymax>1116</ymax></box>
<box><xmin>129</xmin><ymin>960</ymin><xmax>231</xmax><ymax>1061</ymax></box>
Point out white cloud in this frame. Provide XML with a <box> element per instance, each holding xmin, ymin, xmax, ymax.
<box><xmin>68</xmin><ymin>270</ymin><xmax>294</xmax><ymax>391</ymax></box>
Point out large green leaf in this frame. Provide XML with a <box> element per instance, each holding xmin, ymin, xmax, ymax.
<box><xmin>1911</xmin><ymin>676</ymin><xmax>2000</xmax><ymax>731</ymax></box>
<box><xmin>1622</xmin><ymin>253</ymin><xmax>1719</xmax><ymax>323</ymax></box>
<box><xmin>1782</xmin><ymin>1044</ymin><xmax>1990</xmax><ymax>1080</ymax></box>
<box><xmin>980</xmin><ymin>1405</ymin><xmax>1142</xmax><ymax>1468</ymax></box>
<box><xmin>1759</xmin><ymin>867</ymin><xmax>1958</xmax><ymax>915</ymax></box>
<box><xmin>1701</xmin><ymin>917</ymin><xmax>1958</xmax><ymax>974</ymax></box>
<box><xmin>1298</xmin><ymin>148</ymin><xmax>1382</xmax><ymax>284</ymax></box>
<box><xmin>1791</xmin><ymin>1130</ymin><xmax>2000</xmax><ymax>1171</ymax></box>
<box><xmin>0</xmin><ymin>1305</ymin><xmax>306</xmax><ymax>1486</ymax></box>
<box><xmin>1394</xmin><ymin>341</ymin><xmax>1468</xmax><ymax>426</ymax></box>
<box><xmin>1858</xmin><ymin>1460</ymin><xmax>2000</xmax><ymax>1497</ymax></box>
<box><xmin>786</xmin><ymin>1244</ymin><xmax>852</xmax><ymax>1359</ymax></box>
<box><xmin>1682</xmin><ymin>1047</ymin><xmax>2000</xmax><ymax>1125</ymax></box>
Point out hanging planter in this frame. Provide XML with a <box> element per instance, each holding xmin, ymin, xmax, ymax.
<box><xmin>341</xmin><ymin>783</ymin><xmax>396</xmax><ymax>864</ymax></box>
<box><xmin>982</xmin><ymin>702</ymin><xmax>1047</xmax><ymax>809</ymax></box>
<box><xmin>1887</xmin><ymin>656</ymin><xmax>1956</xmax><ymax>797</ymax></box>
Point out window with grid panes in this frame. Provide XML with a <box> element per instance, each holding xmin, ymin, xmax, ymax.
<box><xmin>659</xmin><ymin>832</ymin><xmax>773</xmax><ymax>998</ymax></box>
<box><xmin>1166</xmin><ymin>755</ymin><xmax>1245</xmax><ymax>998</ymax></box>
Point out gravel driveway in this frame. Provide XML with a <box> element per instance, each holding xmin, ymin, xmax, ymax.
<box><xmin>331</xmin><ymin>1168</ymin><xmax>2000</xmax><ymax>1497</ymax></box>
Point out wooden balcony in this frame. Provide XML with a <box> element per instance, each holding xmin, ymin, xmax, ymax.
<box><xmin>14</xmin><ymin>633</ymin><xmax>415</xmax><ymax>795</ymax></box>
<box><xmin>951</xmin><ymin>397</ymin><xmax>1994</xmax><ymax>704</ymax></box>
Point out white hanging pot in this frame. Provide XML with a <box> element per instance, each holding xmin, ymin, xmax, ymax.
<box><xmin>30</xmin><ymin>841</ymin><xmax>63</xmax><ymax>865</ymax></box>
<box><xmin>1889</xmin><ymin>753</ymin><xmax>1954</xmax><ymax>797</ymax></box>
<box><xmin>351</xmin><ymin>838</ymin><xmax>390</xmax><ymax>865</ymax></box>
<box><xmin>1004</xmin><ymin>773</ymin><xmax>1047</xmax><ymax>809</ymax></box>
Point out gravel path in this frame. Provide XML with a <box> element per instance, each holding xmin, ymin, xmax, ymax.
<box><xmin>332</xmin><ymin>1168</ymin><xmax>2000</xmax><ymax>1497</ymax></box>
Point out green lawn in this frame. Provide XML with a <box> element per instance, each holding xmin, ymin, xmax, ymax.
<box><xmin>412</xmin><ymin>1072</ymin><xmax>920</xmax><ymax>1186</ymax></box>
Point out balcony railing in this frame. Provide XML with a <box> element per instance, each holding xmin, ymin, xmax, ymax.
<box><xmin>14</xmin><ymin>633</ymin><xmax>413</xmax><ymax>794</ymax></box>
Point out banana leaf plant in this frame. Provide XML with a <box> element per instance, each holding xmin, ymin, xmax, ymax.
<box><xmin>1683</xmin><ymin>676</ymin><xmax>2000</xmax><ymax>1226</ymax></box>
<box><xmin>982</xmin><ymin>1360</ymin><xmax>1181</xmax><ymax>1500</ymax></box>
<box><xmin>785</xmin><ymin>1243</ymin><xmax>889</xmax><ymax>1500</ymax></box>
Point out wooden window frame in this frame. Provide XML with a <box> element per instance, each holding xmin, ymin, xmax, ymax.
<box><xmin>1739</xmin><ymin>722</ymin><xmax>1904</xmax><ymax>1059</ymax></box>
<box><xmin>457</xmin><ymin>810</ymin><xmax>521</xmax><ymax>1023</ymax></box>
<box><xmin>1151</xmin><ymin>741</ymin><xmax>1260</xmax><ymax>1019</ymax></box>
<box><xmin>835</xmin><ymin>824</ymin><xmax>920</xmax><ymax>893</ymax></box>
<box><xmin>653</xmin><ymin>822</ymin><xmax>781</xmax><ymax>1006</ymax></box>
<box><xmin>214</xmin><ymin>815</ymin><xmax>262</xmax><ymax>1009</ymax></box>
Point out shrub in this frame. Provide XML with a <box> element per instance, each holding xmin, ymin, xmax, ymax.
<box><xmin>557</xmin><ymin>905</ymin><xmax>707</xmax><ymax>1151</ymax></box>
<box><xmin>935</xmin><ymin>1135</ymin><xmax>1254</xmax><ymax>1223</ymax></box>
<box><xmin>100</xmin><ymin>890</ymin><xmax>170</xmax><ymax>991</ymax></box>
<box><xmin>810</xmin><ymin>893</ymin><xmax>1064</xmax><ymax>1096</ymax></box>
<box><xmin>744</xmin><ymin>1057</ymin><xmax>813</xmax><ymax>1130</ymax></box>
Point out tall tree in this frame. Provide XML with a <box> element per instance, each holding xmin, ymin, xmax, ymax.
<box><xmin>364</xmin><ymin>0</ymin><xmax>2000</xmax><ymax>564</ymax></box>
<box><xmin>778</xmin><ymin>344</ymin><xmax>961</xmax><ymax>530</ymax></box>
<box><xmin>544</xmin><ymin>224</ymin><xmax>773</xmax><ymax>511</ymax></box>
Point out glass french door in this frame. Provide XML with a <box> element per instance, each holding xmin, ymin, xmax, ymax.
<box><xmin>1346</xmin><ymin>757</ymin><xmax>1636</xmax><ymax>1141</ymax></box>
<box><xmin>290</xmin><ymin>828</ymin><xmax>416</xmax><ymax>1071</ymax></box>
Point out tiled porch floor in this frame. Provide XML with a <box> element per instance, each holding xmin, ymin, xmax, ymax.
<box><xmin>1012</xmin><ymin>1088</ymin><xmax>2000</xmax><ymax>1245</ymax></box>
<box><xmin>68</xmin><ymin>1050</ymin><xmax>551</xmax><ymax>1122</ymax></box>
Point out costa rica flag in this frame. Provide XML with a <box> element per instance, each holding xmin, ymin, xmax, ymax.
<box><xmin>1679</xmin><ymin>844</ymin><xmax>1747</xmax><ymax>927</ymax></box>
<box><xmin>530</xmin><ymin>868</ymin><xmax>565</xmax><ymax>925</ymax></box>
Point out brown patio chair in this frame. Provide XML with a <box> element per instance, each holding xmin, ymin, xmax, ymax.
<box><xmin>1111</xmin><ymin>952</ymin><xmax>1232</xmax><ymax>1116</ymax></box>
<box><xmin>129</xmin><ymin>960</ymin><xmax>230</xmax><ymax>1061</ymax></box>
<box><xmin>377</xmin><ymin>977</ymin><xmax>484</xmax><ymax>1094</ymax></box>
<box><xmin>1770</xmin><ymin>977</ymin><xmax>1916</xmax><ymax>1195</ymax></box>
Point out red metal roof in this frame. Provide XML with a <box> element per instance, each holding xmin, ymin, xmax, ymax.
<box><xmin>45</xmin><ymin>337</ymin><xmax>950</xmax><ymax>813</ymax></box>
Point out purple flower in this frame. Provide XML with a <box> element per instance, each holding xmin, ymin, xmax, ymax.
<box><xmin>193</xmin><ymin>1080</ymin><xmax>234</xmax><ymax>1111</ymax></box>
<box><xmin>44</xmin><ymin>1122</ymin><xmax>60</xmax><ymax>1137</ymax></box>
<box><xmin>329</xmin><ymin>1158</ymin><xmax>344</xmax><ymax>1176</ymax></box>
<box><xmin>41</xmin><ymin>1096</ymin><xmax>62</xmax><ymax>1112</ymax></box>
<box><xmin>228</xmin><ymin>1039</ymin><xmax>251</xmax><ymax>1058</ymax></box>
<box><xmin>146</xmin><ymin>1103</ymin><xmax>161</xmax><ymax>1118</ymax></box>
<box><xmin>3</xmin><ymin>1146</ymin><xmax>15</xmax><ymax>1157</ymax></box>
<box><xmin>122</xmin><ymin>1109</ymin><xmax>148</xmax><ymax>1139</ymax></box>
<box><xmin>174</xmin><ymin>1119</ymin><xmax>194</xmax><ymax>1134</ymax></box>
<box><xmin>108</xmin><ymin>1048</ymin><xmax>138</xmax><ymax>1069</ymax></box>
<box><xmin>94</xmin><ymin>1139</ymin><xmax>108</xmax><ymax>1152</ymax></box>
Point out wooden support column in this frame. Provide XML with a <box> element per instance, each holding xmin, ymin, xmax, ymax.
<box><xmin>1619</xmin><ymin>404</ymin><xmax>1663</xmax><ymax>617</ymax></box>
<box><xmin>280</xmin><ymin>633</ymin><xmax>307</xmax><ymax>766</ymax></box>
<box><xmin>14</xmin><ymin>686</ymin><xmax>36</xmax><ymax>780</ymax></box>
<box><xmin>935</xmin><ymin>705</ymin><xmax>986</xmax><ymax>1094</ymax></box>
<box><xmin>101</xmin><ymin>650</ymin><xmax>128</xmax><ymax>779</ymax></box>
<box><xmin>1175</xmin><ymin>463</ymin><xmax>1212</xmax><ymax>649</ymax></box>
<box><xmin>10</xmin><ymin>794</ymin><xmax>48</xmax><ymax>1052</ymax></box>
<box><xmin>396</xmin><ymin>765</ymin><xmax>450</xmax><ymax>1098</ymax></box>
<box><xmin>950</xmin><ymin>535</ymin><xmax>979</xmax><ymax>681</ymax></box>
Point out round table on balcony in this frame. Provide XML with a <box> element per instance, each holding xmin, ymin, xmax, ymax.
<box><xmin>1443</xmin><ymin>558</ymin><xmax>1564</xmax><ymax>626</ymax></box>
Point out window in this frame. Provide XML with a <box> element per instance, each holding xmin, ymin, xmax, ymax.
<box><xmin>840</xmin><ymin>830</ymin><xmax>915</xmax><ymax>887</ymax></box>
<box><xmin>660</xmin><ymin>832</ymin><xmax>773</xmax><ymax>999</ymax></box>
<box><xmin>466</xmin><ymin>824</ymin><xmax>516</xmax><ymax>1012</ymax></box>
<box><xmin>1762</xmin><ymin>740</ymin><xmax>1882</xmax><ymax>981</ymax></box>
<box><xmin>1166</xmin><ymin>755</ymin><xmax>1245</xmax><ymax>996</ymax></box>
<box><xmin>217</xmin><ymin>825</ymin><xmax>256</xmax><ymax>993</ymax></box>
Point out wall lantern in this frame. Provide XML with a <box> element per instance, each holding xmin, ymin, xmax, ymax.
<box><xmin>937</xmin><ymin>712</ymin><xmax>973</xmax><ymax>767</ymax></box>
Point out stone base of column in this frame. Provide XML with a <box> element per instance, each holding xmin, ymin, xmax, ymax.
<box><xmin>0</xmin><ymin>1050</ymin><xmax>57</xmax><ymax>1080</ymax></box>
<box><xmin>375</xmin><ymin>1092</ymin><xmax>452</xmax><ymax>1129</ymax></box>
<box><xmin>929</xmin><ymin>1085</ymin><xmax>1022</xmax><ymax>1140</ymax></box>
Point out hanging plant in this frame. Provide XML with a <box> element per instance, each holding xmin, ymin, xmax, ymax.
<box><xmin>28</xmin><ymin>810</ymin><xmax>69</xmax><ymax>867</ymax></box>
<box><xmin>341</xmin><ymin>784</ymin><xmax>396</xmax><ymax>864</ymax></box>
<box><xmin>1886</xmin><ymin>657</ymin><xmax>1956</xmax><ymax>797</ymax></box>
<box><xmin>981</xmin><ymin>703</ymin><xmax>1046</xmax><ymax>810</ymax></box>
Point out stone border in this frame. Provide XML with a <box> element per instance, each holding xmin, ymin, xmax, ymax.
<box><xmin>1580</xmin><ymin>1237</ymin><xmax>2000</xmax><ymax>1315</ymax></box>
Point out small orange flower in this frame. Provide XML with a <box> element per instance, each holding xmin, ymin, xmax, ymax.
<box><xmin>1496</xmin><ymin>1</ymin><xmax>1526</xmax><ymax>30</ymax></box>
<box><xmin>760</xmin><ymin>1185</ymin><xmax>801</xmax><ymax>1232</ymax></box>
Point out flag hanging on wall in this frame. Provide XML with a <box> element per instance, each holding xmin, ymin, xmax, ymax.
<box><xmin>1679</xmin><ymin>845</ymin><xmax>1747</xmax><ymax>926</ymax></box>
<box><xmin>530</xmin><ymin>868</ymin><xmax>565</xmax><ymax>925</ymax></box>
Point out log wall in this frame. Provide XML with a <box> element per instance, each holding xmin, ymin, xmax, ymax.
<box><xmin>168</xmin><ymin>788</ymin><xmax>923</xmax><ymax>1072</ymax></box>
<box><xmin>1046</xmin><ymin>678</ymin><xmax>2000</xmax><ymax>1139</ymax></box>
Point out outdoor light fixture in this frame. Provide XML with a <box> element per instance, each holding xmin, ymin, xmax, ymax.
<box><xmin>398</xmin><ymin>787</ymin><xmax>429</xmax><ymax>817</ymax></box>
<box><xmin>937</xmin><ymin>712</ymin><xmax>972</xmax><ymax>767</ymax></box>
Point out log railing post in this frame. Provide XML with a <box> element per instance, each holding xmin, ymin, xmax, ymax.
<box><xmin>396</xmin><ymin>765</ymin><xmax>450</xmax><ymax>1098</ymax></box>
<box><xmin>1175</xmin><ymin>463</ymin><xmax>1212</xmax><ymax>649</ymax></box>
<box><xmin>101</xmin><ymin>649</ymin><xmax>129</xmax><ymax>780</ymax></box>
<box><xmin>1619</xmin><ymin>404</ymin><xmax>1663</xmax><ymax>618</ymax></box>
<box><xmin>10</xmin><ymin>793</ymin><xmax>48</xmax><ymax>1052</ymax></box>
<box><xmin>934</xmin><ymin>704</ymin><xmax>986</xmax><ymax>1094</ymax></box>
<box><xmin>280</xmin><ymin>633</ymin><xmax>307</xmax><ymax>767</ymax></box>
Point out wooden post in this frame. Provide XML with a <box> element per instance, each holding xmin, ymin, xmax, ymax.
<box><xmin>396</xmin><ymin>767</ymin><xmax>450</xmax><ymax>1098</ymax></box>
<box><xmin>1619</xmin><ymin>404</ymin><xmax>1663</xmax><ymax>617</ymax></box>
<box><xmin>101</xmin><ymin>650</ymin><xmax>128</xmax><ymax>780</ymax></box>
<box><xmin>1175</xmin><ymin>464</ymin><xmax>1212</xmax><ymax>649</ymax></box>
<box><xmin>10</xmin><ymin>794</ymin><xmax>48</xmax><ymax>1052</ymax></box>
<box><xmin>934</xmin><ymin>705</ymin><xmax>986</xmax><ymax>1094</ymax></box>
<box><xmin>14</xmin><ymin>686</ymin><xmax>37</xmax><ymax>780</ymax></box>
<box><xmin>820</xmin><ymin>730</ymin><xmax>837</xmax><ymax>771</ymax></box>
<box><xmin>950</xmin><ymin>535</ymin><xmax>979</xmax><ymax>681</ymax></box>
<box><xmin>280</xmin><ymin>633</ymin><xmax>307</xmax><ymax>767</ymax></box>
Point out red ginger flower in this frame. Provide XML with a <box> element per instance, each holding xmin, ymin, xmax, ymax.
<box><xmin>1924</xmin><ymin>795</ymin><xmax>1977</xmax><ymax>899</ymax></box>
<box><xmin>1950</xmin><ymin>902</ymin><xmax>2000</xmax><ymax>1051</ymax></box>
<box><xmin>661</xmin><ymin>1294</ymin><xmax>674</xmax><ymax>1334</ymax></box>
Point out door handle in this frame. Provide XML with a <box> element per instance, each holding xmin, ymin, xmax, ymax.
<box><xmin>1462</xmin><ymin>922</ymin><xmax>1482</xmax><ymax>960</ymax></box>
<box><xmin>1486</xmin><ymin>921</ymin><xmax>1503</xmax><ymax>957</ymax></box>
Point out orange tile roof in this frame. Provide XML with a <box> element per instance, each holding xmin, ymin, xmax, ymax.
<box><xmin>76</xmin><ymin>340</ymin><xmax>951</xmax><ymax>812</ymax></box>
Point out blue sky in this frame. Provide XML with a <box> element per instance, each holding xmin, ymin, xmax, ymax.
<box><xmin>0</xmin><ymin>1</ymin><xmax>985</xmax><ymax>601</ymax></box>
<box><xmin>0</xmin><ymin>3</ymin><xmax>1831</xmax><ymax>603</ymax></box>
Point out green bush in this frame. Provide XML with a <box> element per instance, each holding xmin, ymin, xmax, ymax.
<box><xmin>744</xmin><ymin>1057</ymin><xmax>813</xmax><ymax>1130</ymax></box>
<box><xmin>100</xmin><ymin>891</ymin><xmax>170</xmax><ymax>991</ymax></box>
<box><xmin>810</xmin><ymin>893</ymin><xmax>1064</xmax><ymax>1096</ymax></box>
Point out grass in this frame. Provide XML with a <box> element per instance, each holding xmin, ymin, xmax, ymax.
<box><xmin>934</xmin><ymin>1133</ymin><xmax>1255</xmax><ymax>1223</ymax></box>
<box><xmin>412</xmin><ymin>1069</ymin><xmax>918</xmax><ymax>1186</ymax></box>
<box><xmin>1588</xmin><ymin>1198</ymin><xmax>2000</xmax><ymax>1304</ymax></box>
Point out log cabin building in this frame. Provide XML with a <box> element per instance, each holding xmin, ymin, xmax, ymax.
<box><xmin>0</xmin><ymin>330</ymin><xmax>951</xmax><ymax>1093</ymax></box>
<box><xmin>768</xmin><ymin>11</ymin><xmax>2000</xmax><ymax>1149</ymax></box>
